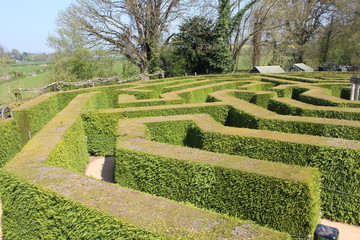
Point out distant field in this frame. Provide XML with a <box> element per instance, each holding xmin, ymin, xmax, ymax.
<box><xmin>0</xmin><ymin>71</ymin><xmax>50</xmax><ymax>104</ymax></box>
<box><xmin>0</xmin><ymin>63</ymin><xmax>49</xmax><ymax>76</ymax></box>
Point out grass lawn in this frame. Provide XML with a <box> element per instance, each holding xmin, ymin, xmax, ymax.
<box><xmin>0</xmin><ymin>63</ymin><xmax>48</xmax><ymax>76</ymax></box>
<box><xmin>0</xmin><ymin>71</ymin><xmax>50</xmax><ymax>104</ymax></box>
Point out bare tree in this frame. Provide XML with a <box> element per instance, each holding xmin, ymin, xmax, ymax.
<box><xmin>281</xmin><ymin>0</ymin><xmax>332</xmax><ymax>63</ymax></box>
<box><xmin>57</xmin><ymin>0</ymin><xmax>189</xmax><ymax>74</ymax></box>
<box><xmin>224</xmin><ymin>0</ymin><xmax>278</xmax><ymax>71</ymax></box>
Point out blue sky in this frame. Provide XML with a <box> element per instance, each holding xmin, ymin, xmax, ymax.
<box><xmin>0</xmin><ymin>0</ymin><xmax>74</xmax><ymax>53</ymax></box>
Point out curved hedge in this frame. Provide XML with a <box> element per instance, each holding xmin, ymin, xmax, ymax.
<box><xmin>114</xmin><ymin>116</ymin><xmax>321</xmax><ymax>236</ymax></box>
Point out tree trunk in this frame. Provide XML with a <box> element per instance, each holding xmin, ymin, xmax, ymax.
<box><xmin>252</xmin><ymin>22</ymin><xmax>262</xmax><ymax>67</ymax></box>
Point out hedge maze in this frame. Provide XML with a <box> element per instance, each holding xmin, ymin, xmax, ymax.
<box><xmin>0</xmin><ymin>72</ymin><xmax>359</xmax><ymax>239</ymax></box>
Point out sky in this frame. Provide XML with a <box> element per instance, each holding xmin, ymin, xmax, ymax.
<box><xmin>0</xmin><ymin>0</ymin><xmax>75</xmax><ymax>53</ymax></box>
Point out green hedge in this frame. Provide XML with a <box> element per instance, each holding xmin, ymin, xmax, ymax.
<box><xmin>137</xmin><ymin>78</ymin><xmax>206</xmax><ymax>92</ymax></box>
<box><xmin>0</xmin><ymin>120</ymin><xmax>21</xmax><ymax>167</ymax></box>
<box><xmin>230</xmin><ymin>91</ymin><xmax>277</xmax><ymax>108</ymax></box>
<box><xmin>0</xmin><ymin>171</ymin><xmax>161</xmax><ymax>240</ymax></box>
<box><xmin>268</xmin><ymin>98</ymin><xmax>360</xmax><ymax>121</ymax></box>
<box><xmin>162</xmin><ymin>80</ymin><xmax>221</xmax><ymax>93</ymax></box>
<box><xmin>82</xmin><ymin>105</ymin><xmax>230</xmax><ymax>155</ymax></box>
<box><xmin>261</xmin><ymin>74</ymin><xmax>318</xmax><ymax>83</ymax></box>
<box><xmin>12</xmin><ymin>85</ymin><xmax>132</xmax><ymax>144</ymax></box>
<box><xmin>46</xmin><ymin>117</ymin><xmax>89</xmax><ymax>172</ymax></box>
<box><xmin>226</xmin><ymin>106</ymin><xmax>360</xmax><ymax>141</ymax></box>
<box><xmin>115</xmin><ymin>145</ymin><xmax>320</xmax><ymax>236</ymax></box>
<box><xmin>178</xmin><ymin>82</ymin><xmax>246</xmax><ymax>103</ymax></box>
<box><xmin>145</xmin><ymin>120</ymin><xmax>359</xmax><ymax>224</ymax></box>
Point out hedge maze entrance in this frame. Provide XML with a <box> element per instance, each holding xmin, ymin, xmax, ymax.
<box><xmin>0</xmin><ymin>72</ymin><xmax>359</xmax><ymax>239</ymax></box>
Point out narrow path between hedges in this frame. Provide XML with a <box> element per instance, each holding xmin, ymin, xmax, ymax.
<box><xmin>85</xmin><ymin>156</ymin><xmax>114</xmax><ymax>183</ymax></box>
<box><xmin>84</xmin><ymin>156</ymin><xmax>360</xmax><ymax>240</ymax></box>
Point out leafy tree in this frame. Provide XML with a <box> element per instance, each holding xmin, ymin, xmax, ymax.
<box><xmin>0</xmin><ymin>45</ymin><xmax>11</xmax><ymax>67</ymax></box>
<box><xmin>211</xmin><ymin>0</ymin><xmax>233</xmax><ymax>73</ymax></box>
<box><xmin>170</xmin><ymin>16</ymin><xmax>218</xmax><ymax>75</ymax></box>
<box><xmin>50</xmin><ymin>48</ymin><xmax>120</xmax><ymax>82</ymax></box>
<box><xmin>11</xmin><ymin>49</ymin><xmax>23</xmax><ymax>61</ymax></box>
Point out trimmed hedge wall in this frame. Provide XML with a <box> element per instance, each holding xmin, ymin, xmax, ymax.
<box><xmin>0</xmin><ymin>171</ymin><xmax>161</xmax><ymax>240</ymax></box>
<box><xmin>82</xmin><ymin>105</ymin><xmax>230</xmax><ymax>155</ymax></box>
<box><xmin>0</xmin><ymin>120</ymin><xmax>21</xmax><ymax>167</ymax></box>
<box><xmin>12</xmin><ymin>85</ymin><xmax>131</xmax><ymax>143</ymax></box>
<box><xmin>115</xmin><ymin>142</ymin><xmax>320</xmax><ymax>236</ymax></box>
<box><xmin>145</xmin><ymin>120</ymin><xmax>360</xmax><ymax>224</ymax></box>
<box><xmin>230</xmin><ymin>91</ymin><xmax>277</xmax><ymax>108</ymax></box>
<box><xmin>226</xmin><ymin>106</ymin><xmax>360</xmax><ymax>141</ymax></box>
<box><xmin>261</xmin><ymin>74</ymin><xmax>319</xmax><ymax>83</ymax></box>
<box><xmin>46</xmin><ymin>117</ymin><xmax>89</xmax><ymax>172</ymax></box>
<box><xmin>178</xmin><ymin>82</ymin><xmax>246</xmax><ymax>103</ymax></box>
<box><xmin>268</xmin><ymin>98</ymin><xmax>360</xmax><ymax>121</ymax></box>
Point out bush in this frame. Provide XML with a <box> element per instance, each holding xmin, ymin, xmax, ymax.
<box><xmin>0</xmin><ymin>171</ymin><xmax>161</xmax><ymax>240</ymax></box>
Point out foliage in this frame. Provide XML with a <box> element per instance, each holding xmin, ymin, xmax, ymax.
<box><xmin>55</xmin><ymin>0</ymin><xmax>188</xmax><ymax>74</ymax></box>
<box><xmin>0</xmin><ymin>171</ymin><xmax>161</xmax><ymax>240</ymax></box>
<box><xmin>170</xmin><ymin>16</ymin><xmax>219</xmax><ymax>75</ymax></box>
<box><xmin>46</xmin><ymin>118</ymin><xmax>89</xmax><ymax>172</ymax></box>
<box><xmin>211</xmin><ymin>0</ymin><xmax>233</xmax><ymax>73</ymax></box>
<box><xmin>50</xmin><ymin>48</ymin><xmax>120</xmax><ymax>82</ymax></box>
<box><xmin>0</xmin><ymin>120</ymin><xmax>21</xmax><ymax>167</ymax></box>
<box><xmin>115</xmin><ymin>121</ymin><xmax>321</xmax><ymax>236</ymax></box>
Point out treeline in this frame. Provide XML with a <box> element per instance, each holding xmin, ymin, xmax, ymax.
<box><xmin>0</xmin><ymin>45</ymin><xmax>53</xmax><ymax>67</ymax></box>
<box><xmin>48</xmin><ymin>0</ymin><xmax>360</xmax><ymax>80</ymax></box>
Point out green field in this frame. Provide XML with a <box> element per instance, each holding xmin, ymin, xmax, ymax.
<box><xmin>0</xmin><ymin>63</ymin><xmax>48</xmax><ymax>76</ymax></box>
<box><xmin>0</xmin><ymin>71</ymin><xmax>50</xmax><ymax>104</ymax></box>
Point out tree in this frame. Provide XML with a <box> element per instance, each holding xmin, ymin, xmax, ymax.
<box><xmin>210</xmin><ymin>0</ymin><xmax>233</xmax><ymax>73</ymax></box>
<box><xmin>170</xmin><ymin>16</ymin><xmax>218</xmax><ymax>74</ymax></box>
<box><xmin>323</xmin><ymin>0</ymin><xmax>360</xmax><ymax>66</ymax></box>
<box><xmin>212</xmin><ymin>0</ymin><xmax>277</xmax><ymax>71</ymax></box>
<box><xmin>11</xmin><ymin>49</ymin><xmax>23</xmax><ymax>61</ymax></box>
<box><xmin>0</xmin><ymin>45</ymin><xmax>11</xmax><ymax>67</ymax></box>
<box><xmin>281</xmin><ymin>0</ymin><xmax>332</xmax><ymax>63</ymax></box>
<box><xmin>57</xmin><ymin>0</ymin><xmax>189</xmax><ymax>74</ymax></box>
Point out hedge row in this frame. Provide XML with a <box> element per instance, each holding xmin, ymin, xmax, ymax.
<box><xmin>0</xmin><ymin>120</ymin><xmax>21</xmax><ymax>167</ymax></box>
<box><xmin>261</xmin><ymin>74</ymin><xmax>319</xmax><ymax>83</ymax></box>
<box><xmin>117</xmin><ymin>80</ymin><xmax>251</xmax><ymax>108</ymax></box>
<box><xmin>10</xmin><ymin>83</ymin><xmax>135</xmax><ymax>144</ymax></box>
<box><xmin>207</xmin><ymin>90</ymin><xmax>360</xmax><ymax>141</ymax></box>
<box><xmin>46</xmin><ymin>117</ymin><xmax>89</xmax><ymax>172</ymax></box>
<box><xmin>298</xmin><ymin>93</ymin><xmax>360</xmax><ymax>108</ymax></box>
<box><xmin>225</xmin><ymin>106</ymin><xmax>360</xmax><ymax>141</ymax></box>
<box><xmin>0</xmin><ymin>171</ymin><xmax>162</xmax><ymax>240</ymax></box>
<box><xmin>115</xmin><ymin>119</ymin><xmax>321</xmax><ymax>236</ymax></box>
<box><xmin>178</xmin><ymin>81</ymin><xmax>246</xmax><ymax>103</ymax></box>
<box><xmin>136</xmin><ymin>78</ymin><xmax>207</xmax><ymax>92</ymax></box>
<box><xmin>229</xmin><ymin>91</ymin><xmax>277</xmax><ymax>108</ymax></box>
<box><xmin>268</xmin><ymin>98</ymin><xmax>360</xmax><ymax>121</ymax></box>
<box><xmin>82</xmin><ymin>104</ymin><xmax>230</xmax><ymax>155</ymax></box>
<box><xmin>145</xmin><ymin>119</ymin><xmax>360</xmax><ymax>224</ymax></box>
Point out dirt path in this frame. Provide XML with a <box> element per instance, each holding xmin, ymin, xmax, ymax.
<box><xmin>320</xmin><ymin>219</ymin><xmax>360</xmax><ymax>240</ymax></box>
<box><xmin>85</xmin><ymin>156</ymin><xmax>114</xmax><ymax>183</ymax></box>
